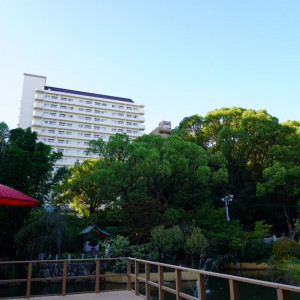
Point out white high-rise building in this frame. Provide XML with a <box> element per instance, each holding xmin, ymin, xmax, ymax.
<box><xmin>18</xmin><ymin>73</ymin><xmax>145</xmax><ymax>168</ymax></box>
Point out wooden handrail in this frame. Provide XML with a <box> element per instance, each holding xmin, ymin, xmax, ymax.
<box><xmin>128</xmin><ymin>257</ymin><xmax>300</xmax><ymax>300</ymax></box>
<box><xmin>0</xmin><ymin>257</ymin><xmax>299</xmax><ymax>300</ymax></box>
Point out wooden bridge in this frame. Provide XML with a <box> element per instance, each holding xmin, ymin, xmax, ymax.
<box><xmin>0</xmin><ymin>257</ymin><xmax>299</xmax><ymax>300</ymax></box>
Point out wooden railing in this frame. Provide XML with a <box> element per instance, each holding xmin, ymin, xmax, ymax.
<box><xmin>0</xmin><ymin>257</ymin><xmax>125</xmax><ymax>298</ymax></box>
<box><xmin>127</xmin><ymin>257</ymin><xmax>300</xmax><ymax>300</ymax></box>
<box><xmin>0</xmin><ymin>257</ymin><xmax>299</xmax><ymax>299</ymax></box>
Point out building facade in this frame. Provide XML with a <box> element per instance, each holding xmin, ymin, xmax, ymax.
<box><xmin>18</xmin><ymin>73</ymin><xmax>145</xmax><ymax>168</ymax></box>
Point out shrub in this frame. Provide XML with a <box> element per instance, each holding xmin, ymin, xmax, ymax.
<box><xmin>272</xmin><ymin>237</ymin><xmax>300</xmax><ymax>261</ymax></box>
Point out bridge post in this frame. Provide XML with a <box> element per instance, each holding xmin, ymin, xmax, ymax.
<box><xmin>197</xmin><ymin>273</ymin><xmax>206</xmax><ymax>300</ymax></box>
<box><xmin>145</xmin><ymin>262</ymin><xmax>150</xmax><ymax>300</ymax></box>
<box><xmin>277</xmin><ymin>288</ymin><xmax>289</xmax><ymax>300</ymax></box>
<box><xmin>135</xmin><ymin>260</ymin><xmax>139</xmax><ymax>296</ymax></box>
<box><xmin>175</xmin><ymin>268</ymin><xmax>182</xmax><ymax>300</ymax></box>
<box><xmin>229</xmin><ymin>279</ymin><xmax>239</xmax><ymax>300</ymax></box>
<box><xmin>62</xmin><ymin>260</ymin><xmax>67</xmax><ymax>296</ymax></box>
<box><xmin>158</xmin><ymin>265</ymin><xmax>164</xmax><ymax>300</ymax></box>
<box><xmin>95</xmin><ymin>259</ymin><xmax>100</xmax><ymax>293</ymax></box>
<box><xmin>127</xmin><ymin>259</ymin><xmax>131</xmax><ymax>291</ymax></box>
<box><xmin>26</xmin><ymin>262</ymin><xmax>32</xmax><ymax>298</ymax></box>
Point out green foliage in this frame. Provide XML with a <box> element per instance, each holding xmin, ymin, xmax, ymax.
<box><xmin>242</xmin><ymin>239</ymin><xmax>273</xmax><ymax>263</ymax></box>
<box><xmin>14</xmin><ymin>209</ymin><xmax>82</xmax><ymax>259</ymax></box>
<box><xmin>149</xmin><ymin>225</ymin><xmax>185</xmax><ymax>261</ymax></box>
<box><xmin>272</xmin><ymin>237</ymin><xmax>300</xmax><ymax>261</ymax></box>
<box><xmin>0</xmin><ymin>124</ymin><xmax>62</xmax><ymax>259</ymax></box>
<box><xmin>185</xmin><ymin>227</ymin><xmax>208</xmax><ymax>266</ymax></box>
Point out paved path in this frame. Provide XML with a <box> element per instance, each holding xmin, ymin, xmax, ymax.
<box><xmin>17</xmin><ymin>291</ymin><xmax>142</xmax><ymax>300</ymax></box>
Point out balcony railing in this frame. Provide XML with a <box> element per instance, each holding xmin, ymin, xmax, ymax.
<box><xmin>0</xmin><ymin>257</ymin><xmax>299</xmax><ymax>299</ymax></box>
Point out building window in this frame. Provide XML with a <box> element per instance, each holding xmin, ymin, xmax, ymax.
<box><xmin>48</xmin><ymin>139</ymin><xmax>55</xmax><ymax>143</ymax></box>
<box><xmin>60</xmin><ymin>106</ymin><xmax>67</xmax><ymax>109</ymax></box>
<box><xmin>50</xmin><ymin>112</ymin><xmax>56</xmax><ymax>116</ymax></box>
<box><xmin>126</xmin><ymin>130</ymin><xmax>132</xmax><ymax>134</ymax></box>
<box><xmin>85</xmin><ymin>108</ymin><xmax>91</xmax><ymax>112</ymax></box>
<box><xmin>61</xmin><ymin>97</ymin><xmax>67</xmax><ymax>101</ymax></box>
<box><xmin>67</xmin><ymin>123</ymin><xmax>72</xmax><ymax>127</ymax></box>
<box><xmin>112</xmin><ymin>128</ymin><xmax>117</xmax><ymax>132</ymax></box>
<box><xmin>58</xmin><ymin>140</ymin><xmax>64</xmax><ymax>144</ymax></box>
<box><xmin>94</xmin><ymin>126</ymin><xmax>100</xmax><ymax>130</ymax></box>
<box><xmin>78</xmin><ymin>124</ymin><xmax>84</xmax><ymax>128</ymax></box>
<box><xmin>118</xmin><ymin>106</ymin><xmax>124</xmax><ymax>109</ymax></box>
<box><xmin>48</xmin><ymin>130</ymin><xmax>55</xmax><ymax>134</ymax></box>
<box><xmin>59</xmin><ymin>122</ymin><xmax>66</xmax><ymax>126</ymax></box>
<box><xmin>126</xmin><ymin>122</ymin><xmax>132</xmax><ymax>126</ymax></box>
<box><xmin>118</xmin><ymin>113</ymin><xmax>124</xmax><ymax>116</ymax></box>
<box><xmin>95</xmin><ymin>110</ymin><xmax>100</xmax><ymax>114</ymax></box>
<box><xmin>49</xmin><ymin>121</ymin><xmax>56</xmax><ymax>125</ymax></box>
<box><xmin>127</xmin><ymin>107</ymin><xmax>132</xmax><ymax>110</ymax></box>
<box><xmin>86</xmin><ymin>100</ymin><xmax>92</xmax><ymax>104</ymax></box>
<box><xmin>68</xmin><ymin>98</ymin><xmax>74</xmax><ymax>102</ymax></box>
<box><xmin>50</xmin><ymin>104</ymin><xmax>57</xmax><ymax>108</ymax></box>
<box><xmin>102</xmin><ymin>103</ymin><xmax>107</xmax><ymax>106</ymax></box>
<box><xmin>58</xmin><ymin>131</ymin><xmax>65</xmax><ymax>135</ymax></box>
<box><xmin>85</xmin><ymin>117</ymin><xmax>91</xmax><ymax>121</ymax></box>
<box><xmin>117</xmin><ymin>129</ymin><xmax>123</xmax><ymax>132</ymax></box>
<box><xmin>95</xmin><ymin>102</ymin><xmax>101</xmax><ymax>106</ymax></box>
<box><xmin>84</xmin><ymin>125</ymin><xmax>91</xmax><ymax>129</ymax></box>
<box><xmin>79</xmin><ymin>108</ymin><xmax>84</xmax><ymax>111</ymax></box>
<box><xmin>84</xmin><ymin>133</ymin><xmax>91</xmax><ymax>137</ymax></box>
<box><xmin>94</xmin><ymin>118</ymin><xmax>100</xmax><ymax>122</ymax></box>
<box><xmin>77</xmin><ymin>132</ymin><xmax>83</xmax><ymax>136</ymax></box>
<box><xmin>45</xmin><ymin>95</ymin><xmax>51</xmax><ymax>99</ymax></box>
<box><xmin>59</xmin><ymin>114</ymin><xmax>66</xmax><ymax>117</ymax></box>
<box><xmin>66</xmin><ymin>131</ymin><xmax>72</xmax><ymax>135</ymax></box>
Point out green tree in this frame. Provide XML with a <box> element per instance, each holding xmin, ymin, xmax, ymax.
<box><xmin>185</xmin><ymin>227</ymin><xmax>208</xmax><ymax>267</ymax></box>
<box><xmin>0</xmin><ymin>125</ymin><xmax>62</xmax><ymax>259</ymax></box>
<box><xmin>14</xmin><ymin>209</ymin><xmax>81</xmax><ymax>259</ymax></box>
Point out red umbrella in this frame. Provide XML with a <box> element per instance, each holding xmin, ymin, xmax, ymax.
<box><xmin>0</xmin><ymin>184</ymin><xmax>40</xmax><ymax>206</ymax></box>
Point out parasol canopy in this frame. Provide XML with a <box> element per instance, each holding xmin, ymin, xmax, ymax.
<box><xmin>0</xmin><ymin>184</ymin><xmax>40</xmax><ymax>206</ymax></box>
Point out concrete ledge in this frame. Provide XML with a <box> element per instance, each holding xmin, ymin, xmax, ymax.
<box><xmin>105</xmin><ymin>271</ymin><xmax>199</xmax><ymax>283</ymax></box>
<box><xmin>223</xmin><ymin>262</ymin><xmax>270</xmax><ymax>270</ymax></box>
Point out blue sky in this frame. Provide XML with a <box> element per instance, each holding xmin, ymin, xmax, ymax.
<box><xmin>0</xmin><ymin>1</ymin><xmax>299</xmax><ymax>133</ymax></box>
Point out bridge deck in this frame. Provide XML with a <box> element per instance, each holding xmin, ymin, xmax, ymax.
<box><xmin>19</xmin><ymin>291</ymin><xmax>142</xmax><ymax>300</ymax></box>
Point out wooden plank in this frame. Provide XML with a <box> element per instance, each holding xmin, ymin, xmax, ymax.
<box><xmin>229</xmin><ymin>279</ymin><xmax>239</xmax><ymax>300</ymax></box>
<box><xmin>176</xmin><ymin>269</ymin><xmax>182</xmax><ymax>300</ymax></box>
<box><xmin>135</xmin><ymin>260</ymin><xmax>139</xmax><ymax>296</ymax></box>
<box><xmin>26</xmin><ymin>262</ymin><xmax>32</xmax><ymax>298</ymax></box>
<box><xmin>127</xmin><ymin>258</ymin><xmax>131</xmax><ymax>291</ymax></box>
<box><xmin>197</xmin><ymin>273</ymin><xmax>206</xmax><ymax>300</ymax></box>
<box><xmin>162</xmin><ymin>285</ymin><xmax>177</xmax><ymax>295</ymax></box>
<box><xmin>159</xmin><ymin>265</ymin><xmax>164</xmax><ymax>300</ymax></box>
<box><xmin>62</xmin><ymin>261</ymin><xmax>67</xmax><ymax>296</ymax></box>
<box><xmin>145</xmin><ymin>262</ymin><xmax>150</xmax><ymax>300</ymax></box>
<box><xmin>95</xmin><ymin>259</ymin><xmax>100</xmax><ymax>293</ymax></box>
<box><xmin>277</xmin><ymin>288</ymin><xmax>290</xmax><ymax>300</ymax></box>
<box><xmin>179</xmin><ymin>292</ymin><xmax>197</xmax><ymax>300</ymax></box>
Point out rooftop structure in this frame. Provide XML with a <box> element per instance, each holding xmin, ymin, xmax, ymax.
<box><xmin>18</xmin><ymin>74</ymin><xmax>145</xmax><ymax>169</ymax></box>
<box><xmin>149</xmin><ymin>120</ymin><xmax>172</xmax><ymax>137</ymax></box>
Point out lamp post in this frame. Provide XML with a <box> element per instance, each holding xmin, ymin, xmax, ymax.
<box><xmin>221</xmin><ymin>194</ymin><xmax>233</xmax><ymax>221</ymax></box>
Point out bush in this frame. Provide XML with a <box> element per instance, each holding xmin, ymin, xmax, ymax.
<box><xmin>272</xmin><ymin>237</ymin><xmax>300</xmax><ymax>261</ymax></box>
<box><xmin>242</xmin><ymin>238</ymin><xmax>272</xmax><ymax>263</ymax></box>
